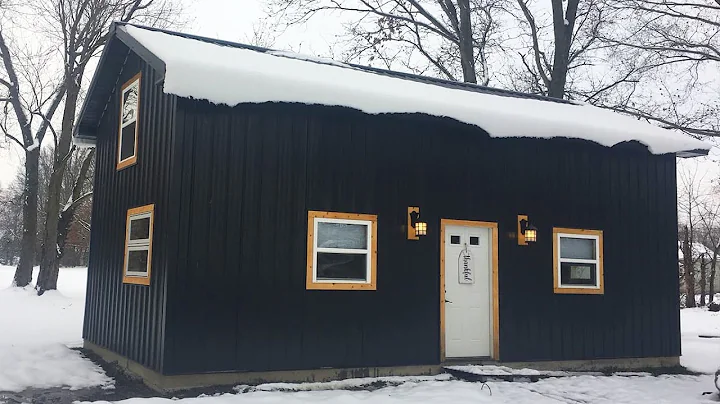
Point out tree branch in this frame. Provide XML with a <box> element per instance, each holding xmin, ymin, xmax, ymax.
<box><xmin>516</xmin><ymin>0</ymin><xmax>551</xmax><ymax>88</ymax></box>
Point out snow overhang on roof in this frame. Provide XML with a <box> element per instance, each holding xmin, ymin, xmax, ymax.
<box><xmin>74</xmin><ymin>23</ymin><xmax>711</xmax><ymax>158</ymax></box>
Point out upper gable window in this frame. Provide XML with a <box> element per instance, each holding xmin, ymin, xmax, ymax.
<box><xmin>117</xmin><ymin>72</ymin><xmax>141</xmax><ymax>170</ymax></box>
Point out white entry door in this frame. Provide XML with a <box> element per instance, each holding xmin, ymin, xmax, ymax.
<box><xmin>444</xmin><ymin>224</ymin><xmax>493</xmax><ymax>358</ymax></box>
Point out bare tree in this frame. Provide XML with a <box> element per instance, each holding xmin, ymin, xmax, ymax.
<box><xmin>698</xmin><ymin>182</ymin><xmax>720</xmax><ymax>303</ymax></box>
<box><xmin>0</xmin><ymin>169</ymin><xmax>23</xmax><ymax>266</ymax></box>
<box><xmin>677</xmin><ymin>164</ymin><xmax>709</xmax><ymax>307</ymax></box>
<box><xmin>0</xmin><ymin>21</ymin><xmax>65</xmax><ymax>286</ymax></box>
<box><xmin>680</xmin><ymin>225</ymin><xmax>697</xmax><ymax>307</ymax></box>
<box><xmin>33</xmin><ymin>0</ymin><xmax>183</xmax><ymax>294</ymax></box>
<box><xmin>512</xmin><ymin>0</ymin><xmax>596</xmax><ymax>98</ymax></box>
<box><xmin>700</xmin><ymin>252</ymin><xmax>708</xmax><ymax>306</ymax></box>
<box><xmin>267</xmin><ymin>0</ymin><xmax>506</xmax><ymax>85</ymax></box>
<box><xmin>599</xmin><ymin>0</ymin><xmax>720</xmax><ymax>137</ymax></box>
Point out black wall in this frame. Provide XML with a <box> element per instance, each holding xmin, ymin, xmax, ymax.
<box><xmin>83</xmin><ymin>43</ymin><xmax>178</xmax><ymax>373</ymax></box>
<box><xmin>162</xmin><ymin>99</ymin><xmax>680</xmax><ymax>375</ymax></box>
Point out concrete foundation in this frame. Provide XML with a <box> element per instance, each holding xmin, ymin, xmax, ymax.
<box><xmin>449</xmin><ymin>356</ymin><xmax>681</xmax><ymax>372</ymax></box>
<box><xmin>84</xmin><ymin>340</ymin><xmax>681</xmax><ymax>392</ymax></box>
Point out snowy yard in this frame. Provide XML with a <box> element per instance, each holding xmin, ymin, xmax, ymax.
<box><xmin>1</xmin><ymin>265</ymin><xmax>719</xmax><ymax>403</ymax></box>
<box><xmin>0</xmin><ymin>266</ymin><xmax>112</xmax><ymax>393</ymax></box>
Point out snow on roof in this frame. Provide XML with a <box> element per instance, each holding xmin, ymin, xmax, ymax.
<box><xmin>121</xmin><ymin>25</ymin><xmax>710</xmax><ymax>156</ymax></box>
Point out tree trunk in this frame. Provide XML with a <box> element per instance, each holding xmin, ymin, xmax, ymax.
<box><xmin>13</xmin><ymin>148</ymin><xmax>40</xmax><ymax>287</ymax></box>
<box><xmin>683</xmin><ymin>226</ymin><xmax>696</xmax><ymax>307</ymax></box>
<box><xmin>700</xmin><ymin>254</ymin><xmax>707</xmax><ymax>306</ymax></box>
<box><xmin>36</xmin><ymin>77</ymin><xmax>82</xmax><ymax>294</ymax></box>
<box><xmin>55</xmin><ymin>149</ymin><xmax>94</xmax><ymax>269</ymax></box>
<box><xmin>548</xmin><ymin>0</ymin><xmax>579</xmax><ymax>99</ymax></box>
<box><xmin>457</xmin><ymin>0</ymin><xmax>477</xmax><ymax>83</ymax></box>
<box><xmin>710</xmin><ymin>249</ymin><xmax>718</xmax><ymax>304</ymax></box>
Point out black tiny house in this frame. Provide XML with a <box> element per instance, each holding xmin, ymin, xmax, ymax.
<box><xmin>75</xmin><ymin>23</ymin><xmax>709</xmax><ymax>389</ymax></box>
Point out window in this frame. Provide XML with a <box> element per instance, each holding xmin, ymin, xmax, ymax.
<box><xmin>117</xmin><ymin>72</ymin><xmax>141</xmax><ymax>170</ymax></box>
<box><xmin>123</xmin><ymin>204</ymin><xmax>154</xmax><ymax>285</ymax></box>
<box><xmin>306</xmin><ymin>211</ymin><xmax>377</xmax><ymax>290</ymax></box>
<box><xmin>553</xmin><ymin>228</ymin><xmax>603</xmax><ymax>294</ymax></box>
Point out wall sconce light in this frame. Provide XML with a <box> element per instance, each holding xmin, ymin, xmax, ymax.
<box><xmin>408</xmin><ymin>207</ymin><xmax>428</xmax><ymax>240</ymax></box>
<box><xmin>518</xmin><ymin>214</ymin><xmax>538</xmax><ymax>245</ymax></box>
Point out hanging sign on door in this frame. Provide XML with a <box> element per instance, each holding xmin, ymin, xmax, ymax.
<box><xmin>458</xmin><ymin>245</ymin><xmax>474</xmax><ymax>284</ymax></box>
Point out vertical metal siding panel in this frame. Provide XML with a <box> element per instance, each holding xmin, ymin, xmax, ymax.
<box><xmin>632</xmin><ymin>159</ymin><xmax>644</xmax><ymax>357</ymax></box>
<box><xmin>646</xmin><ymin>158</ymin><xmax>660</xmax><ymax>358</ymax></box>
<box><xmin>209</xmin><ymin>109</ymin><xmax>236</xmax><ymax>370</ymax></box>
<box><xmin>166</xmin><ymin>103</ymin><xmax>192</xmax><ymax>374</ymax></box>
<box><xmin>230</xmin><ymin>110</ymin><xmax>250</xmax><ymax>372</ymax></box>
<box><xmin>289</xmin><ymin>109</ymin><xmax>309</xmax><ymax>367</ymax></box>
<box><xmin>619</xmin><ymin>156</ymin><xmax>632</xmax><ymax>358</ymax></box>
<box><xmin>224</xmin><ymin>111</ymin><xmax>245</xmax><ymax>371</ymax></box>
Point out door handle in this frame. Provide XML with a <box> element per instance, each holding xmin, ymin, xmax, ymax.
<box><xmin>445</xmin><ymin>299</ymin><xmax>452</xmax><ymax>303</ymax></box>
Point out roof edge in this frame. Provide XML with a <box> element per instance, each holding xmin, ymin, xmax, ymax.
<box><xmin>73</xmin><ymin>22</ymin><xmax>168</xmax><ymax>140</ymax></box>
<box><xmin>677</xmin><ymin>148</ymin><xmax>711</xmax><ymax>158</ymax></box>
<box><xmin>114</xmin><ymin>23</ymin><xmax>167</xmax><ymax>77</ymax></box>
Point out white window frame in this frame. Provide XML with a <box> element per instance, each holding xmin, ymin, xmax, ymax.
<box><xmin>306</xmin><ymin>211</ymin><xmax>377</xmax><ymax>291</ymax></box>
<box><xmin>117</xmin><ymin>72</ymin><xmax>141</xmax><ymax>170</ymax></box>
<box><xmin>123</xmin><ymin>204</ymin><xmax>154</xmax><ymax>285</ymax></box>
<box><xmin>553</xmin><ymin>228</ymin><xmax>603</xmax><ymax>294</ymax></box>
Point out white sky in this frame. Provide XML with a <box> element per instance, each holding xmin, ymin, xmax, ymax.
<box><xmin>0</xmin><ymin>0</ymin><xmax>717</xmax><ymax>190</ymax></box>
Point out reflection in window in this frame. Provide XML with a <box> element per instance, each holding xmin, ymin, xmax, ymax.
<box><xmin>317</xmin><ymin>222</ymin><xmax>367</xmax><ymax>249</ymax></box>
<box><xmin>117</xmin><ymin>73</ymin><xmax>140</xmax><ymax>169</ymax></box>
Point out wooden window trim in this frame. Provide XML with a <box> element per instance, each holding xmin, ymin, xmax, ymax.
<box><xmin>553</xmin><ymin>227</ymin><xmax>604</xmax><ymax>295</ymax></box>
<box><xmin>306</xmin><ymin>210</ymin><xmax>377</xmax><ymax>291</ymax></box>
<box><xmin>123</xmin><ymin>204</ymin><xmax>154</xmax><ymax>285</ymax></box>
<box><xmin>116</xmin><ymin>72</ymin><xmax>141</xmax><ymax>171</ymax></box>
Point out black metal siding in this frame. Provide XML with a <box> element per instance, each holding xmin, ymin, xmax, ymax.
<box><xmin>163</xmin><ymin>100</ymin><xmax>680</xmax><ymax>374</ymax></box>
<box><xmin>83</xmin><ymin>45</ymin><xmax>178</xmax><ymax>373</ymax></box>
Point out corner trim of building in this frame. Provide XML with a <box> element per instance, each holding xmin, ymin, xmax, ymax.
<box><xmin>84</xmin><ymin>340</ymin><xmax>442</xmax><ymax>392</ymax></box>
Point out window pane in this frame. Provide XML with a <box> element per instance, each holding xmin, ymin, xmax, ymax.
<box><xmin>316</xmin><ymin>253</ymin><xmax>367</xmax><ymax>281</ymax></box>
<box><xmin>560</xmin><ymin>237</ymin><xmax>596</xmax><ymax>260</ymax></box>
<box><xmin>470</xmin><ymin>236</ymin><xmax>479</xmax><ymax>246</ymax></box>
<box><xmin>560</xmin><ymin>262</ymin><xmax>597</xmax><ymax>286</ymax></box>
<box><xmin>122</xmin><ymin>82</ymin><xmax>139</xmax><ymax>126</ymax></box>
<box><xmin>451</xmin><ymin>235</ymin><xmax>460</xmax><ymax>245</ymax></box>
<box><xmin>120</xmin><ymin>122</ymin><xmax>136</xmax><ymax>161</ymax></box>
<box><xmin>129</xmin><ymin>217</ymin><xmax>150</xmax><ymax>240</ymax></box>
<box><xmin>127</xmin><ymin>249</ymin><xmax>149</xmax><ymax>274</ymax></box>
<box><xmin>317</xmin><ymin>222</ymin><xmax>367</xmax><ymax>249</ymax></box>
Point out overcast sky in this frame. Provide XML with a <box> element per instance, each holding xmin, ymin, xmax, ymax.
<box><xmin>0</xmin><ymin>0</ymin><xmax>717</xmax><ymax>190</ymax></box>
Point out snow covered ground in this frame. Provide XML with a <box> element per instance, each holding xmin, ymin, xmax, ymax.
<box><xmin>681</xmin><ymin>307</ymin><xmax>720</xmax><ymax>374</ymax></box>
<box><xmin>0</xmin><ymin>265</ymin><xmax>112</xmax><ymax>392</ymax></box>
<box><xmin>1</xmin><ymin>265</ymin><xmax>719</xmax><ymax>403</ymax></box>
